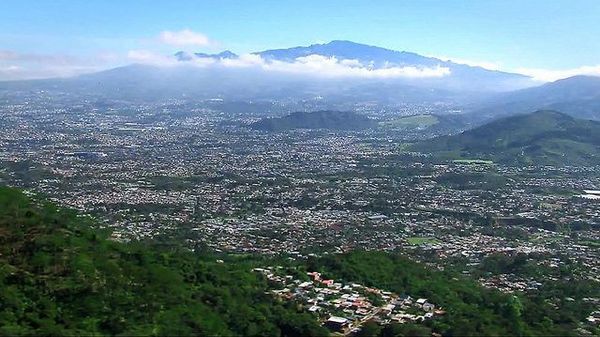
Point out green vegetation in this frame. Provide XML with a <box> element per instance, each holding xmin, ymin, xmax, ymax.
<box><xmin>304</xmin><ymin>251</ymin><xmax>599</xmax><ymax>337</ymax></box>
<box><xmin>452</xmin><ymin>159</ymin><xmax>494</xmax><ymax>165</ymax></box>
<box><xmin>580</xmin><ymin>240</ymin><xmax>600</xmax><ymax>248</ymax></box>
<box><xmin>406</xmin><ymin>237</ymin><xmax>440</xmax><ymax>245</ymax></box>
<box><xmin>412</xmin><ymin>110</ymin><xmax>600</xmax><ymax>165</ymax></box>
<box><xmin>0</xmin><ymin>187</ymin><xmax>327</xmax><ymax>336</ymax></box>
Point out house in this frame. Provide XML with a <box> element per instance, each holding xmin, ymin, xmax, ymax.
<box><xmin>416</xmin><ymin>298</ymin><xmax>428</xmax><ymax>306</ymax></box>
<box><xmin>422</xmin><ymin>303</ymin><xmax>435</xmax><ymax>312</ymax></box>
<box><xmin>308</xmin><ymin>305</ymin><xmax>320</xmax><ymax>313</ymax></box>
<box><xmin>325</xmin><ymin>316</ymin><xmax>349</xmax><ymax>331</ymax></box>
<box><xmin>321</xmin><ymin>279</ymin><xmax>335</xmax><ymax>287</ymax></box>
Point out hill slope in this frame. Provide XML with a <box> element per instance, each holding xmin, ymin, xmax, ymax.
<box><xmin>251</xmin><ymin>110</ymin><xmax>377</xmax><ymax>131</ymax></box>
<box><xmin>412</xmin><ymin>110</ymin><xmax>600</xmax><ymax>165</ymax></box>
<box><xmin>469</xmin><ymin>76</ymin><xmax>600</xmax><ymax>122</ymax></box>
<box><xmin>0</xmin><ymin>187</ymin><xmax>327</xmax><ymax>336</ymax></box>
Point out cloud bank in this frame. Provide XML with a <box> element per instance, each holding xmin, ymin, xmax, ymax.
<box><xmin>0</xmin><ymin>50</ymin><xmax>121</xmax><ymax>80</ymax></box>
<box><xmin>127</xmin><ymin>51</ymin><xmax>451</xmax><ymax>79</ymax></box>
<box><xmin>434</xmin><ymin>55</ymin><xmax>502</xmax><ymax>71</ymax></box>
<box><xmin>516</xmin><ymin>65</ymin><xmax>600</xmax><ymax>82</ymax></box>
<box><xmin>158</xmin><ymin>29</ymin><xmax>213</xmax><ymax>47</ymax></box>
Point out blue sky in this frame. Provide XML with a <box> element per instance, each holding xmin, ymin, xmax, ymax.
<box><xmin>1</xmin><ymin>0</ymin><xmax>599</xmax><ymax>80</ymax></box>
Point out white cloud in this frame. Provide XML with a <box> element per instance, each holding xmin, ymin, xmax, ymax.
<box><xmin>515</xmin><ymin>65</ymin><xmax>600</xmax><ymax>82</ymax></box>
<box><xmin>262</xmin><ymin>54</ymin><xmax>451</xmax><ymax>78</ymax></box>
<box><xmin>434</xmin><ymin>55</ymin><xmax>501</xmax><ymax>71</ymax></box>
<box><xmin>1</xmin><ymin>46</ymin><xmax>451</xmax><ymax>81</ymax></box>
<box><xmin>127</xmin><ymin>50</ymin><xmax>218</xmax><ymax>67</ymax></box>
<box><xmin>1</xmin><ymin>65</ymin><xmax>20</xmax><ymax>72</ymax></box>
<box><xmin>127</xmin><ymin>52</ymin><xmax>451</xmax><ymax>79</ymax></box>
<box><xmin>127</xmin><ymin>50</ymin><xmax>178</xmax><ymax>66</ymax></box>
<box><xmin>158</xmin><ymin>29</ymin><xmax>212</xmax><ymax>47</ymax></box>
<box><xmin>0</xmin><ymin>50</ymin><xmax>126</xmax><ymax>80</ymax></box>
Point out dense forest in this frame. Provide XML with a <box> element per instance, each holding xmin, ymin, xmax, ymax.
<box><xmin>0</xmin><ymin>187</ymin><xmax>327</xmax><ymax>336</ymax></box>
<box><xmin>0</xmin><ymin>186</ymin><xmax>598</xmax><ymax>336</ymax></box>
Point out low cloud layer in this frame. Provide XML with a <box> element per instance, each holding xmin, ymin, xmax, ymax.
<box><xmin>128</xmin><ymin>51</ymin><xmax>452</xmax><ymax>79</ymax></box>
<box><xmin>434</xmin><ymin>55</ymin><xmax>502</xmax><ymax>71</ymax></box>
<box><xmin>516</xmin><ymin>65</ymin><xmax>600</xmax><ymax>82</ymax></box>
<box><xmin>0</xmin><ymin>50</ymin><xmax>121</xmax><ymax>80</ymax></box>
<box><xmin>158</xmin><ymin>29</ymin><xmax>213</xmax><ymax>47</ymax></box>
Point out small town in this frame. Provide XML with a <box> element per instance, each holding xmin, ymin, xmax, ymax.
<box><xmin>253</xmin><ymin>267</ymin><xmax>444</xmax><ymax>335</ymax></box>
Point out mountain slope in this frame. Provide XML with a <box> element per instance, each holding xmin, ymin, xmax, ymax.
<box><xmin>257</xmin><ymin>40</ymin><xmax>439</xmax><ymax>66</ymax></box>
<box><xmin>0</xmin><ymin>187</ymin><xmax>327</xmax><ymax>336</ymax></box>
<box><xmin>412</xmin><ymin>110</ymin><xmax>600</xmax><ymax>165</ymax></box>
<box><xmin>251</xmin><ymin>110</ymin><xmax>376</xmax><ymax>131</ymax></box>
<box><xmin>469</xmin><ymin>76</ymin><xmax>600</xmax><ymax>121</ymax></box>
<box><xmin>255</xmin><ymin>41</ymin><xmax>534</xmax><ymax>92</ymax></box>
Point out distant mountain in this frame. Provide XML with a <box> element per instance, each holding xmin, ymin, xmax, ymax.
<box><xmin>412</xmin><ymin>110</ymin><xmax>600</xmax><ymax>165</ymax></box>
<box><xmin>257</xmin><ymin>40</ymin><xmax>438</xmax><ymax>66</ymax></box>
<box><xmin>468</xmin><ymin>75</ymin><xmax>600</xmax><ymax>122</ymax></box>
<box><xmin>0</xmin><ymin>40</ymin><xmax>539</xmax><ymax>103</ymax></box>
<box><xmin>251</xmin><ymin>110</ymin><xmax>377</xmax><ymax>131</ymax></box>
<box><xmin>254</xmin><ymin>41</ymin><xmax>535</xmax><ymax>92</ymax></box>
<box><xmin>173</xmin><ymin>40</ymin><xmax>535</xmax><ymax>93</ymax></box>
<box><xmin>175</xmin><ymin>50</ymin><xmax>238</xmax><ymax>61</ymax></box>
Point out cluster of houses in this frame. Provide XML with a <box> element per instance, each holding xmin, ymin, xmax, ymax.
<box><xmin>253</xmin><ymin>267</ymin><xmax>444</xmax><ymax>333</ymax></box>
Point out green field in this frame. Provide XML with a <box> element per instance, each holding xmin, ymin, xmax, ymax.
<box><xmin>380</xmin><ymin>114</ymin><xmax>439</xmax><ymax>129</ymax></box>
<box><xmin>452</xmin><ymin>159</ymin><xmax>494</xmax><ymax>165</ymax></box>
<box><xmin>581</xmin><ymin>240</ymin><xmax>600</xmax><ymax>248</ymax></box>
<box><xmin>407</xmin><ymin>237</ymin><xmax>440</xmax><ymax>245</ymax></box>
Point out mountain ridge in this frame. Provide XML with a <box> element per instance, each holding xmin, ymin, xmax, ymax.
<box><xmin>466</xmin><ymin>75</ymin><xmax>600</xmax><ymax>122</ymax></box>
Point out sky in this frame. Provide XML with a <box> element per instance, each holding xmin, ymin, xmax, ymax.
<box><xmin>1</xmin><ymin>0</ymin><xmax>599</xmax><ymax>81</ymax></box>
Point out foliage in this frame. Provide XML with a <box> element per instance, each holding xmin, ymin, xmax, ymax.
<box><xmin>304</xmin><ymin>251</ymin><xmax>592</xmax><ymax>337</ymax></box>
<box><xmin>0</xmin><ymin>187</ymin><xmax>327</xmax><ymax>337</ymax></box>
<box><xmin>413</xmin><ymin>110</ymin><xmax>600</xmax><ymax>165</ymax></box>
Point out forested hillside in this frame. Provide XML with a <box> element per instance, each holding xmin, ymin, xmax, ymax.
<box><xmin>0</xmin><ymin>187</ymin><xmax>326</xmax><ymax>336</ymax></box>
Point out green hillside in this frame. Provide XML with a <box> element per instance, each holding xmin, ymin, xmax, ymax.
<box><xmin>412</xmin><ymin>110</ymin><xmax>600</xmax><ymax>165</ymax></box>
<box><xmin>0</xmin><ymin>187</ymin><xmax>327</xmax><ymax>337</ymax></box>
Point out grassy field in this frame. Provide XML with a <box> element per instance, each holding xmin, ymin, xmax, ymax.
<box><xmin>380</xmin><ymin>114</ymin><xmax>439</xmax><ymax>129</ymax></box>
<box><xmin>581</xmin><ymin>240</ymin><xmax>600</xmax><ymax>248</ymax></box>
<box><xmin>452</xmin><ymin>159</ymin><xmax>494</xmax><ymax>165</ymax></box>
<box><xmin>407</xmin><ymin>237</ymin><xmax>440</xmax><ymax>245</ymax></box>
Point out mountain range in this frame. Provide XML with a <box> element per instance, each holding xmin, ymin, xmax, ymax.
<box><xmin>1</xmin><ymin>40</ymin><xmax>598</xmax><ymax>124</ymax></box>
<box><xmin>175</xmin><ymin>40</ymin><xmax>535</xmax><ymax>93</ymax></box>
<box><xmin>0</xmin><ymin>41</ymin><xmax>538</xmax><ymax>104</ymax></box>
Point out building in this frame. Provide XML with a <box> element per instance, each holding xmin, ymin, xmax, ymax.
<box><xmin>325</xmin><ymin>316</ymin><xmax>349</xmax><ymax>332</ymax></box>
